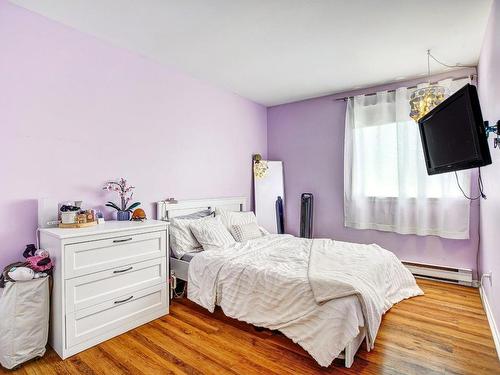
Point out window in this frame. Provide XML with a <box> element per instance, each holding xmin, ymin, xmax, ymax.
<box><xmin>352</xmin><ymin>121</ymin><xmax>464</xmax><ymax>199</ymax></box>
<box><xmin>344</xmin><ymin>78</ymin><xmax>471</xmax><ymax>239</ymax></box>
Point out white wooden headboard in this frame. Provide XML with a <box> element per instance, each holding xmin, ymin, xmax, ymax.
<box><xmin>156</xmin><ymin>197</ymin><xmax>247</xmax><ymax>221</ymax></box>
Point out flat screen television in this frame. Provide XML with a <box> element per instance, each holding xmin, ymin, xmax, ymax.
<box><xmin>418</xmin><ymin>83</ymin><xmax>492</xmax><ymax>175</ymax></box>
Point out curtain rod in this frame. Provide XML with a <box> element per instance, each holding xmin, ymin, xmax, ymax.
<box><xmin>334</xmin><ymin>74</ymin><xmax>476</xmax><ymax>102</ymax></box>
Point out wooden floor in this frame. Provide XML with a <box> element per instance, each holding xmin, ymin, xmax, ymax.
<box><xmin>2</xmin><ymin>279</ymin><xmax>499</xmax><ymax>374</ymax></box>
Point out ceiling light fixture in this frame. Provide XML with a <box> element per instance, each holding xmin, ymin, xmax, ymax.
<box><xmin>409</xmin><ymin>50</ymin><xmax>448</xmax><ymax>122</ymax></box>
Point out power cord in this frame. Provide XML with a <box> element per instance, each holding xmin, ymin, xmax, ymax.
<box><xmin>455</xmin><ymin>168</ymin><xmax>485</xmax><ymax>283</ymax></box>
<box><xmin>172</xmin><ymin>280</ymin><xmax>187</xmax><ymax>298</ymax></box>
<box><xmin>35</xmin><ymin>228</ymin><xmax>41</xmax><ymax>249</ymax></box>
<box><xmin>454</xmin><ymin>168</ymin><xmax>486</xmax><ymax>200</ymax></box>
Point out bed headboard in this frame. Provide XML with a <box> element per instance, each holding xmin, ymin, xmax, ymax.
<box><xmin>156</xmin><ymin>197</ymin><xmax>247</xmax><ymax>221</ymax></box>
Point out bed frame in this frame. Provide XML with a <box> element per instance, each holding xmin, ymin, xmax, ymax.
<box><xmin>156</xmin><ymin>196</ymin><xmax>366</xmax><ymax>368</ymax></box>
<box><xmin>157</xmin><ymin>196</ymin><xmax>246</xmax><ymax>282</ymax></box>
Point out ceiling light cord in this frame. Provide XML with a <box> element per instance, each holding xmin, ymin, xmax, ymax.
<box><xmin>427</xmin><ymin>50</ymin><xmax>431</xmax><ymax>78</ymax></box>
<box><xmin>427</xmin><ymin>50</ymin><xmax>476</xmax><ymax>69</ymax></box>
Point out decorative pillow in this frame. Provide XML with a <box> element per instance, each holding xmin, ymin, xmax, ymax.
<box><xmin>215</xmin><ymin>207</ymin><xmax>258</xmax><ymax>231</ymax></box>
<box><xmin>190</xmin><ymin>216</ymin><xmax>236</xmax><ymax>251</ymax></box>
<box><xmin>169</xmin><ymin>209</ymin><xmax>213</xmax><ymax>258</ymax></box>
<box><xmin>230</xmin><ymin>222</ymin><xmax>263</xmax><ymax>242</ymax></box>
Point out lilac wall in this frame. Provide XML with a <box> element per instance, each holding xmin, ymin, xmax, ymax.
<box><xmin>0</xmin><ymin>1</ymin><xmax>267</xmax><ymax>267</ymax></box>
<box><xmin>478</xmin><ymin>0</ymin><xmax>500</xmax><ymax>335</ymax></box>
<box><xmin>268</xmin><ymin>68</ymin><xmax>479</xmax><ymax>272</ymax></box>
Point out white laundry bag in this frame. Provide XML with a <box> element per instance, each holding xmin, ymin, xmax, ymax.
<box><xmin>0</xmin><ymin>277</ymin><xmax>50</xmax><ymax>369</ymax></box>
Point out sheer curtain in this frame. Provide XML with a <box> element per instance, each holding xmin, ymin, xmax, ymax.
<box><xmin>344</xmin><ymin>78</ymin><xmax>472</xmax><ymax>239</ymax></box>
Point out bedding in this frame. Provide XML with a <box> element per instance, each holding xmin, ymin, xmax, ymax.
<box><xmin>230</xmin><ymin>222</ymin><xmax>263</xmax><ymax>242</ymax></box>
<box><xmin>190</xmin><ymin>216</ymin><xmax>236</xmax><ymax>251</ymax></box>
<box><xmin>215</xmin><ymin>207</ymin><xmax>258</xmax><ymax>230</ymax></box>
<box><xmin>188</xmin><ymin>234</ymin><xmax>422</xmax><ymax>367</ymax></box>
<box><xmin>169</xmin><ymin>209</ymin><xmax>213</xmax><ymax>259</ymax></box>
<box><xmin>308</xmin><ymin>239</ymin><xmax>422</xmax><ymax>349</ymax></box>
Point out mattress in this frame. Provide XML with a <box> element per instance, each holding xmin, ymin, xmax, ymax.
<box><xmin>180</xmin><ymin>252</ymin><xmax>199</xmax><ymax>262</ymax></box>
<box><xmin>170</xmin><ymin>246</ymin><xmax>202</xmax><ymax>262</ymax></box>
<box><xmin>171</xmin><ymin>250</ymin><xmax>203</xmax><ymax>282</ymax></box>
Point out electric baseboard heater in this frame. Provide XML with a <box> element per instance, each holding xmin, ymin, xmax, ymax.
<box><xmin>300</xmin><ymin>193</ymin><xmax>314</xmax><ymax>238</ymax></box>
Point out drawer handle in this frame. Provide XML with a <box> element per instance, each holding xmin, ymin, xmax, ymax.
<box><xmin>114</xmin><ymin>296</ymin><xmax>133</xmax><ymax>304</ymax></box>
<box><xmin>113</xmin><ymin>237</ymin><xmax>133</xmax><ymax>243</ymax></box>
<box><xmin>113</xmin><ymin>266</ymin><xmax>133</xmax><ymax>274</ymax></box>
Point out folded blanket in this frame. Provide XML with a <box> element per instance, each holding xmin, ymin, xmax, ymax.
<box><xmin>308</xmin><ymin>239</ymin><xmax>423</xmax><ymax>347</ymax></box>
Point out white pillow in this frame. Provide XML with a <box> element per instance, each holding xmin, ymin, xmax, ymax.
<box><xmin>169</xmin><ymin>209</ymin><xmax>214</xmax><ymax>258</ymax></box>
<box><xmin>259</xmin><ymin>226</ymin><xmax>270</xmax><ymax>235</ymax></box>
<box><xmin>190</xmin><ymin>216</ymin><xmax>236</xmax><ymax>251</ymax></box>
<box><xmin>169</xmin><ymin>221</ymin><xmax>203</xmax><ymax>259</ymax></box>
<box><xmin>215</xmin><ymin>208</ymin><xmax>257</xmax><ymax>230</ymax></box>
<box><xmin>230</xmin><ymin>222</ymin><xmax>263</xmax><ymax>242</ymax></box>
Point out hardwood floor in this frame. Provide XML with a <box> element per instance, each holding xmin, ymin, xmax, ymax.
<box><xmin>2</xmin><ymin>279</ymin><xmax>499</xmax><ymax>374</ymax></box>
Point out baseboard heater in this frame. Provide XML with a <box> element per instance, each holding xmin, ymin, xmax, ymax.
<box><xmin>402</xmin><ymin>261</ymin><xmax>474</xmax><ymax>287</ymax></box>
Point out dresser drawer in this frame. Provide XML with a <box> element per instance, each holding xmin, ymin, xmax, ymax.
<box><xmin>64</xmin><ymin>230</ymin><xmax>166</xmax><ymax>279</ymax></box>
<box><xmin>66</xmin><ymin>283</ymin><xmax>168</xmax><ymax>348</ymax></box>
<box><xmin>65</xmin><ymin>257</ymin><xmax>167</xmax><ymax>313</ymax></box>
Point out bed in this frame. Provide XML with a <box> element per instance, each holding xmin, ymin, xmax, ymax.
<box><xmin>156</xmin><ymin>197</ymin><xmax>422</xmax><ymax>368</ymax></box>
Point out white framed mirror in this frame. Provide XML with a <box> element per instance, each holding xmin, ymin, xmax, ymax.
<box><xmin>253</xmin><ymin>158</ymin><xmax>284</xmax><ymax>234</ymax></box>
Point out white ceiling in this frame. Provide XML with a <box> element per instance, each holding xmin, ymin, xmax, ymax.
<box><xmin>10</xmin><ymin>0</ymin><xmax>492</xmax><ymax>106</ymax></box>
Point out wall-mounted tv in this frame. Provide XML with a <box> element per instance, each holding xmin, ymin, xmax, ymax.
<box><xmin>418</xmin><ymin>83</ymin><xmax>492</xmax><ymax>175</ymax></box>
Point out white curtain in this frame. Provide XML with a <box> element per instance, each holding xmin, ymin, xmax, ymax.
<box><xmin>344</xmin><ymin>78</ymin><xmax>472</xmax><ymax>239</ymax></box>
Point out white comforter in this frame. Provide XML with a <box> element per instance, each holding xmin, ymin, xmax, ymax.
<box><xmin>188</xmin><ymin>234</ymin><xmax>422</xmax><ymax>367</ymax></box>
<box><xmin>308</xmin><ymin>238</ymin><xmax>423</xmax><ymax>350</ymax></box>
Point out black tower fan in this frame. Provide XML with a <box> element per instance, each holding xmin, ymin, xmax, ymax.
<box><xmin>300</xmin><ymin>193</ymin><xmax>314</xmax><ymax>238</ymax></box>
<box><xmin>275</xmin><ymin>196</ymin><xmax>284</xmax><ymax>234</ymax></box>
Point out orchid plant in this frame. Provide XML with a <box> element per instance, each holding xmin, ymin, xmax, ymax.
<box><xmin>102</xmin><ymin>178</ymin><xmax>141</xmax><ymax>212</ymax></box>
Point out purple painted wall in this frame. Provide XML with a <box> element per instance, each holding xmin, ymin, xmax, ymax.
<box><xmin>0</xmin><ymin>1</ymin><xmax>267</xmax><ymax>267</ymax></box>
<box><xmin>268</xmin><ymin>68</ymin><xmax>479</xmax><ymax>272</ymax></box>
<box><xmin>478</xmin><ymin>0</ymin><xmax>500</xmax><ymax>335</ymax></box>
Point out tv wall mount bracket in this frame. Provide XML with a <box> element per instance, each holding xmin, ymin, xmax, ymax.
<box><xmin>484</xmin><ymin>120</ymin><xmax>500</xmax><ymax>148</ymax></box>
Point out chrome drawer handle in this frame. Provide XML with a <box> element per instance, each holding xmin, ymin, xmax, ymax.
<box><xmin>113</xmin><ymin>237</ymin><xmax>133</xmax><ymax>243</ymax></box>
<box><xmin>114</xmin><ymin>296</ymin><xmax>133</xmax><ymax>304</ymax></box>
<box><xmin>113</xmin><ymin>266</ymin><xmax>133</xmax><ymax>274</ymax></box>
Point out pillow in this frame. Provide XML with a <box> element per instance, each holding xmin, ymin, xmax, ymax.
<box><xmin>180</xmin><ymin>209</ymin><xmax>213</xmax><ymax>219</ymax></box>
<box><xmin>230</xmin><ymin>222</ymin><xmax>263</xmax><ymax>242</ymax></box>
<box><xmin>259</xmin><ymin>226</ymin><xmax>270</xmax><ymax>235</ymax></box>
<box><xmin>190</xmin><ymin>216</ymin><xmax>236</xmax><ymax>251</ymax></box>
<box><xmin>169</xmin><ymin>209</ymin><xmax>213</xmax><ymax>258</ymax></box>
<box><xmin>215</xmin><ymin>207</ymin><xmax>257</xmax><ymax>230</ymax></box>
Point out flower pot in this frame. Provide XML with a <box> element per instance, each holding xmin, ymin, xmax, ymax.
<box><xmin>117</xmin><ymin>210</ymin><xmax>130</xmax><ymax>221</ymax></box>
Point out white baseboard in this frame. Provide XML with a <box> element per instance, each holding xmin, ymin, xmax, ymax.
<box><xmin>479</xmin><ymin>285</ymin><xmax>500</xmax><ymax>361</ymax></box>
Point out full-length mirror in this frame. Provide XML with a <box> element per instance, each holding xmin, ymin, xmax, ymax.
<box><xmin>253</xmin><ymin>156</ymin><xmax>285</xmax><ymax>234</ymax></box>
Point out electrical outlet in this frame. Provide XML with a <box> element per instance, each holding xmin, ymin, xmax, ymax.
<box><xmin>482</xmin><ymin>272</ymin><xmax>493</xmax><ymax>286</ymax></box>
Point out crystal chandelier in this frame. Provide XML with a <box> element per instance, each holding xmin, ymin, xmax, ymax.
<box><xmin>409</xmin><ymin>50</ymin><xmax>448</xmax><ymax>122</ymax></box>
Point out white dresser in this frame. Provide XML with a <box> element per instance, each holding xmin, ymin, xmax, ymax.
<box><xmin>39</xmin><ymin>220</ymin><xmax>169</xmax><ymax>359</ymax></box>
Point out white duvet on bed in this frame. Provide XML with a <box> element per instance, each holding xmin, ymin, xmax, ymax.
<box><xmin>308</xmin><ymin>238</ymin><xmax>423</xmax><ymax>351</ymax></box>
<box><xmin>188</xmin><ymin>234</ymin><xmax>422</xmax><ymax>367</ymax></box>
